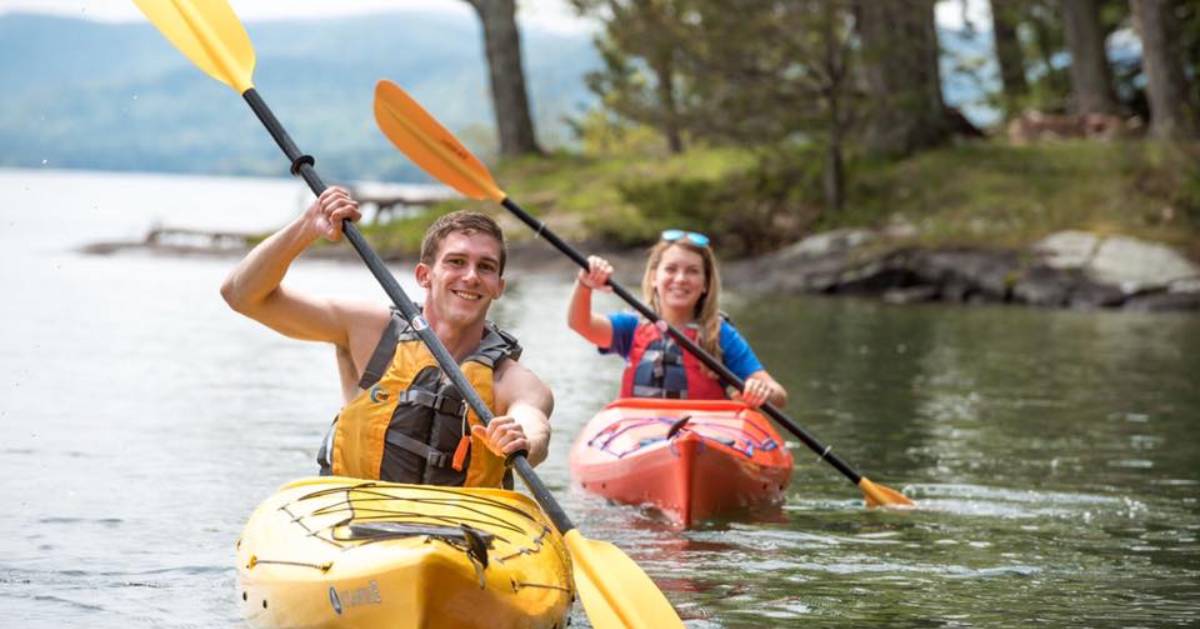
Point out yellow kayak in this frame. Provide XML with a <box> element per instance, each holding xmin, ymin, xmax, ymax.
<box><xmin>236</xmin><ymin>477</ymin><xmax>574</xmax><ymax>628</ymax></box>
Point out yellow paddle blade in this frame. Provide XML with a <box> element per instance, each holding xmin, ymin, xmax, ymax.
<box><xmin>373</xmin><ymin>80</ymin><xmax>506</xmax><ymax>202</ymax></box>
<box><xmin>859</xmin><ymin>477</ymin><xmax>916</xmax><ymax>508</ymax></box>
<box><xmin>132</xmin><ymin>0</ymin><xmax>255</xmax><ymax>94</ymax></box>
<box><xmin>564</xmin><ymin>529</ymin><xmax>684</xmax><ymax>629</ymax></box>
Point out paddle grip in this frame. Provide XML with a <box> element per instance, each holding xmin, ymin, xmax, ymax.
<box><xmin>499</xmin><ymin>196</ymin><xmax>865</xmax><ymax>486</ymax></box>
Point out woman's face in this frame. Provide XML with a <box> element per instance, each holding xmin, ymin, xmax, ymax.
<box><xmin>653</xmin><ymin>244</ymin><xmax>707</xmax><ymax>315</ymax></box>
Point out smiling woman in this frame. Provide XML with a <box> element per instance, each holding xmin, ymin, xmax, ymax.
<box><xmin>568</xmin><ymin>232</ymin><xmax>788</xmax><ymax>409</ymax></box>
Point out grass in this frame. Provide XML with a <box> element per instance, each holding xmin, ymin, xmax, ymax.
<box><xmin>835</xmin><ymin>140</ymin><xmax>1200</xmax><ymax>254</ymax></box>
<box><xmin>357</xmin><ymin>139</ymin><xmax>1200</xmax><ymax>261</ymax></box>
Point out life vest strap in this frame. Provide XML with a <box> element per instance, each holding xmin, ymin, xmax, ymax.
<box><xmin>385</xmin><ymin>431</ymin><xmax>452</xmax><ymax>468</ymax></box>
<box><xmin>397</xmin><ymin>389</ymin><xmax>467</xmax><ymax>416</ymax></box>
<box><xmin>359</xmin><ymin>314</ymin><xmax>405</xmax><ymax>389</ymax></box>
<box><xmin>632</xmin><ymin>384</ymin><xmax>685</xmax><ymax>399</ymax></box>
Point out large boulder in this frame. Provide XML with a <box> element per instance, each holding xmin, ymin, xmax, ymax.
<box><xmin>1089</xmin><ymin>236</ymin><xmax>1200</xmax><ymax>294</ymax></box>
<box><xmin>1034</xmin><ymin>231</ymin><xmax>1200</xmax><ymax>296</ymax></box>
<box><xmin>734</xmin><ymin>228</ymin><xmax>1198</xmax><ymax>313</ymax></box>
<box><xmin>772</xmin><ymin>228</ymin><xmax>876</xmax><ymax>261</ymax></box>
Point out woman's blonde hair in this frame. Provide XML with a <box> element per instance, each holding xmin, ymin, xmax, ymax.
<box><xmin>641</xmin><ymin>239</ymin><xmax>723</xmax><ymax>359</ymax></box>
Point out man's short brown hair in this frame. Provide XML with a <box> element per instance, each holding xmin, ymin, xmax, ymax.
<box><xmin>419</xmin><ymin>210</ymin><xmax>507</xmax><ymax>274</ymax></box>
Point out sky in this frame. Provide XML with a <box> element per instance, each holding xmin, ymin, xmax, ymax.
<box><xmin>1</xmin><ymin>0</ymin><xmax>989</xmax><ymax>34</ymax></box>
<box><xmin>0</xmin><ymin>0</ymin><xmax>595</xmax><ymax>34</ymax></box>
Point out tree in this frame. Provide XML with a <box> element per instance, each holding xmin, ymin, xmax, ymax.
<box><xmin>571</xmin><ymin>0</ymin><xmax>689</xmax><ymax>153</ymax></box>
<box><xmin>991</xmin><ymin>0</ymin><xmax>1031</xmax><ymax>116</ymax></box>
<box><xmin>672</xmin><ymin>1</ymin><xmax>858</xmax><ymax>209</ymax></box>
<box><xmin>1130</xmin><ymin>0</ymin><xmax>1197</xmax><ymax>138</ymax></box>
<box><xmin>1060</xmin><ymin>0</ymin><xmax>1120</xmax><ymax>114</ymax></box>
<box><xmin>856</xmin><ymin>0</ymin><xmax>949</xmax><ymax>157</ymax></box>
<box><xmin>463</xmin><ymin>0</ymin><xmax>542</xmax><ymax>156</ymax></box>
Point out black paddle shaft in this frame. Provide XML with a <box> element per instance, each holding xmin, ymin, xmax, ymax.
<box><xmin>241</xmin><ymin>88</ymin><xmax>576</xmax><ymax>534</ymax></box>
<box><xmin>500</xmin><ymin>197</ymin><xmax>866</xmax><ymax>486</ymax></box>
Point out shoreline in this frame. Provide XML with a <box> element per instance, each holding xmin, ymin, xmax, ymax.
<box><xmin>81</xmin><ymin>226</ymin><xmax>1200</xmax><ymax>313</ymax></box>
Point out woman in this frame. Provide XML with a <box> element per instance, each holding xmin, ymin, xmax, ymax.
<box><xmin>567</xmin><ymin>229</ymin><xmax>787</xmax><ymax>408</ymax></box>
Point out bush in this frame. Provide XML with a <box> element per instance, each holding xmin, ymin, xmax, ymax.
<box><xmin>597</xmin><ymin>147</ymin><xmax>823</xmax><ymax>257</ymax></box>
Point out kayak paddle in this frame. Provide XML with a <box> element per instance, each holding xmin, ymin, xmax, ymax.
<box><xmin>132</xmin><ymin>2</ymin><xmax>685</xmax><ymax>627</ymax></box>
<box><xmin>373</xmin><ymin>79</ymin><xmax>915</xmax><ymax>509</ymax></box>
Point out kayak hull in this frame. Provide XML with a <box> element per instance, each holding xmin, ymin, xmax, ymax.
<box><xmin>569</xmin><ymin>398</ymin><xmax>794</xmax><ymax>528</ymax></box>
<box><xmin>236</xmin><ymin>477</ymin><xmax>573</xmax><ymax>628</ymax></box>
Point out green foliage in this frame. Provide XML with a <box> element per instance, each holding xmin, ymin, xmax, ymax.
<box><xmin>568</xmin><ymin>109</ymin><xmax>672</xmax><ymax>156</ymax></box>
<box><xmin>587</xmin><ymin>146</ymin><xmax>827</xmax><ymax>257</ymax></box>
<box><xmin>571</xmin><ymin>1</ymin><xmax>856</xmax><ymax>146</ymax></box>
<box><xmin>1136</xmin><ymin>142</ymin><xmax>1200</xmax><ymax>229</ymax></box>
<box><xmin>829</xmin><ymin>139</ymin><xmax>1198</xmax><ymax>251</ymax></box>
<box><xmin>353</xmin><ymin>139</ymin><xmax>1198</xmax><ymax>264</ymax></box>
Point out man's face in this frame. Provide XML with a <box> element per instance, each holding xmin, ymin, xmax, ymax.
<box><xmin>415</xmin><ymin>231</ymin><xmax>506</xmax><ymax>328</ymax></box>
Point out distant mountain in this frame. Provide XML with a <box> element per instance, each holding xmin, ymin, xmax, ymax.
<box><xmin>0</xmin><ymin>12</ymin><xmax>600</xmax><ymax>182</ymax></box>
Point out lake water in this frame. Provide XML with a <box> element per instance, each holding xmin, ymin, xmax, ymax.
<box><xmin>1</xmin><ymin>168</ymin><xmax>1197</xmax><ymax>627</ymax></box>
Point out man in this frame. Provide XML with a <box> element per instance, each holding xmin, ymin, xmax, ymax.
<box><xmin>220</xmin><ymin>187</ymin><xmax>551</xmax><ymax>488</ymax></box>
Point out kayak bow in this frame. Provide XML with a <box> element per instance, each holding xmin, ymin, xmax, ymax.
<box><xmin>570</xmin><ymin>399</ymin><xmax>794</xmax><ymax>528</ymax></box>
<box><xmin>237</xmin><ymin>477</ymin><xmax>574</xmax><ymax>628</ymax></box>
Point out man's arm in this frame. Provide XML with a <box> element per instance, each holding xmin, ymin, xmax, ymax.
<box><xmin>481</xmin><ymin>359</ymin><xmax>554</xmax><ymax>467</ymax></box>
<box><xmin>220</xmin><ymin>187</ymin><xmax>389</xmax><ymax>373</ymax></box>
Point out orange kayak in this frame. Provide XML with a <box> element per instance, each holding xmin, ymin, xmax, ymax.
<box><xmin>569</xmin><ymin>398</ymin><xmax>794</xmax><ymax>528</ymax></box>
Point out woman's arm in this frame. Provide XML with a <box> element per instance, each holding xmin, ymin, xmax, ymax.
<box><xmin>566</xmin><ymin>255</ymin><xmax>614</xmax><ymax>348</ymax></box>
<box><xmin>719</xmin><ymin>320</ymin><xmax>788</xmax><ymax>408</ymax></box>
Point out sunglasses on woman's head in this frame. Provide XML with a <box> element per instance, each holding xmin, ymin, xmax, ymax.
<box><xmin>661</xmin><ymin>229</ymin><xmax>710</xmax><ymax>248</ymax></box>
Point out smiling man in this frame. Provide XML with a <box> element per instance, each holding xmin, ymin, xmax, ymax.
<box><xmin>220</xmin><ymin>187</ymin><xmax>551</xmax><ymax>488</ymax></box>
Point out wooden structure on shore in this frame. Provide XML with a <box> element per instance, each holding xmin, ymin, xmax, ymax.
<box><xmin>348</xmin><ymin>183</ymin><xmax>454</xmax><ymax>225</ymax></box>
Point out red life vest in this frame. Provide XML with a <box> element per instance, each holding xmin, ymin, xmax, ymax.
<box><xmin>619</xmin><ymin>321</ymin><xmax>728</xmax><ymax>400</ymax></box>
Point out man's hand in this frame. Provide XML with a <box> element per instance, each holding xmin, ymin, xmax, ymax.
<box><xmin>471</xmin><ymin>415</ymin><xmax>529</xmax><ymax>458</ymax></box>
<box><xmin>306</xmin><ymin>186</ymin><xmax>361</xmax><ymax>242</ymax></box>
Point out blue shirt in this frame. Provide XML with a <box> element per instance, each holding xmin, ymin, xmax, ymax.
<box><xmin>600</xmin><ymin>313</ymin><xmax>764</xmax><ymax>380</ymax></box>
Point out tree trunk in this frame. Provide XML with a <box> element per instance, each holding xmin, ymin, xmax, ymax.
<box><xmin>822</xmin><ymin>1</ymin><xmax>845</xmax><ymax>212</ymax></box>
<box><xmin>650</xmin><ymin>53</ymin><xmax>684</xmax><ymax>154</ymax></box>
<box><xmin>465</xmin><ymin>0</ymin><xmax>542</xmax><ymax>156</ymax></box>
<box><xmin>857</xmin><ymin>0</ymin><xmax>948</xmax><ymax>157</ymax></box>
<box><xmin>1131</xmin><ymin>0</ymin><xmax>1197</xmax><ymax>138</ymax></box>
<box><xmin>990</xmin><ymin>0</ymin><xmax>1029</xmax><ymax>115</ymax></box>
<box><xmin>825</xmin><ymin>102</ymin><xmax>845</xmax><ymax>212</ymax></box>
<box><xmin>1061</xmin><ymin>0</ymin><xmax>1120</xmax><ymax>114</ymax></box>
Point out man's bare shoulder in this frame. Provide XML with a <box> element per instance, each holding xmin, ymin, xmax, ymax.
<box><xmin>335</xmin><ymin>300</ymin><xmax>393</xmax><ymax>335</ymax></box>
<box><xmin>333</xmin><ymin>300</ymin><xmax>394</xmax><ymax>367</ymax></box>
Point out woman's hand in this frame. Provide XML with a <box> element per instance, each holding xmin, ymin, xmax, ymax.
<box><xmin>577</xmin><ymin>255</ymin><xmax>614</xmax><ymax>292</ymax></box>
<box><xmin>471</xmin><ymin>415</ymin><xmax>529</xmax><ymax>458</ymax></box>
<box><xmin>305</xmin><ymin>186</ymin><xmax>361</xmax><ymax>242</ymax></box>
<box><xmin>735</xmin><ymin>374</ymin><xmax>785</xmax><ymax>409</ymax></box>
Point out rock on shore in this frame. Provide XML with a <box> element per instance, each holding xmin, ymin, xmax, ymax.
<box><xmin>728</xmin><ymin>229</ymin><xmax>1200</xmax><ymax>312</ymax></box>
